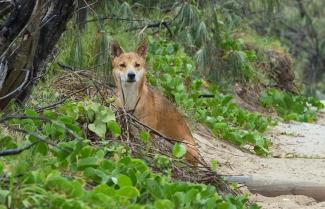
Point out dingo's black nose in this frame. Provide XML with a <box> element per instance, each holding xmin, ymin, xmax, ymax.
<box><xmin>127</xmin><ymin>72</ymin><xmax>136</xmax><ymax>81</ymax></box>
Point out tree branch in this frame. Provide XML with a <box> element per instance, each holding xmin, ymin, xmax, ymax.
<box><xmin>0</xmin><ymin>141</ymin><xmax>39</xmax><ymax>156</ymax></box>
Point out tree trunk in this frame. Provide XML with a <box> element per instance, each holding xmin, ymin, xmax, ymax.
<box><xmin>0</xmin><ymin>0</ymin><xmax>76</xmax><ymax>110</ymax></box>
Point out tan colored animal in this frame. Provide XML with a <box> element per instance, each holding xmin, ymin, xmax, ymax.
<box><xmin>111</xmin><ymin>40</ymin><xmax>200</xmax><ymax>166</ymax></box>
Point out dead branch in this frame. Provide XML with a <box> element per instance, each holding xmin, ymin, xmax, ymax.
<box><xmin>0</xmin><ymin>141</ymin><xmax>39</xmax><ymax>156</ymax></box>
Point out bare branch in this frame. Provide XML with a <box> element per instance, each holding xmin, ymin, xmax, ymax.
<box><xmin>0</xmin><ymin>141</ymin><xmax>39</xmax><ymax>156</ymax></box>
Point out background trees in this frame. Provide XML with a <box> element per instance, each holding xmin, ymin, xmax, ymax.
<box><xmin>1</xmin><ymin>0</ymin><xmax>324</xmax><ymax>111</ymax></box>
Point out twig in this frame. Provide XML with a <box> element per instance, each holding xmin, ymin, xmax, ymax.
<box><xmin>127</xmin><ymin>21</ymin><xmax>173</xmax><ymax>37</ymax></box>
<box><xmin>126</xmin><ymin>112</ymin><xmax>195</xmax><ymax>146</ymax></box>
<box><xmin>84</xmin><ymin>16</ymin><xmax>146</xmax><ymax>24</ymax></box>
<box><xmin>57</xmin><ymin>62</ymin><xmax>79</xmax><ymax>71</ymax></box>
<box><xmin>0</xmin><ymin>141</ymin><xmax>39</xmax><ymax>156</ymax></box>
<box><xmin>36</xmin><ymin>86</ymin><xmax>89</xmax><ymax>111</ymax></box>
<box><xmin>0</xmin><ymin>114</ymin><xmax>83</xmax><ymax>141</ymax></box>
<box><xmin>7</xmin><ymin>126</ymin><xmax>58</xmax><ymax>148</ymax></box>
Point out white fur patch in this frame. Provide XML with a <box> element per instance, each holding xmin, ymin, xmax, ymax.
<box><xmin>116</xmin><ymin>68</ymin><xmax>145</xmax><ymax>110</ymax></box>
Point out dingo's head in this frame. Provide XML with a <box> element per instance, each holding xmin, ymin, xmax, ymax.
<box><xmin>111</xmin><ymin>41</ymin><xmax>147</xmax><ymax>86</ymax></box>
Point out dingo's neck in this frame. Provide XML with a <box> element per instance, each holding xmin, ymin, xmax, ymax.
<box><xmin>117</xmin><ymin>79</ymin><xmax>146</xmax><ymax>111</ymax></box>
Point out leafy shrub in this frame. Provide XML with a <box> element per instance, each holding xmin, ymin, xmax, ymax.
<box><xmin>261</xmin><ymin>88</ymin><xmax>324</xmax><ymax>122</ymax></box>
<box><xmin>0</xmin><ymin>102</ymin><xmax>258</xmax><ymax>209</ymax></box>
<box><xmin>147</xmin><ymin>37</ymin><xmax>272</xmax><ymax>155</ymax></box>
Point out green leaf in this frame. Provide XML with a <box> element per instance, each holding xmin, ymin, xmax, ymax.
<box><xmin>0</xmin><ymin>162</ymin><xmax>3</xmax><ymax>175</ymax></box>
<box><xmin>97</xmin><ymin>107</ymin><xmax>115</xmax><ymax>123</ymax></box>
<box><xmin>0</xmin><ymin>190</ymin><xmax>9</xmax><ymax>204</ymax></box>
<box><xmin>131</xmin><ymin>159</ymin><xmax>148</xmax><ymax>172</ymax></box>
<box><xmin>88</xmin><ymin>122</ymin><xmax>106</xmax><ymax>138</ymax></box>
<box><xmin>172</xmin><ymin>143</ymin><xmax>187</xmax><ymax>158</ymax></box>
<box><xmin>107</xmin><ymin>121</ymin><xmax>121</xmax><ymax>137</ymax></box>
<box><xmin>43</xmin><ymin>110</ymin><xmax>58</xmax><ymax>120</ymax></box>
<box><xmin>173</xmin><ymin>192</ymin><xmax>185</xmax><ymax>208</ymax></box>
<box><xmin>0</xmin><ymin>136</ymin><xmax>17</xmax><ymax>149</ymax></box>
<box><xmin>84</xmin><ymin>168</ymin><xmax>110</xmax><ymax>184</ymax></box>
<box><xmin>146</xmin><ymin>179</ymin><xmax>164</xmax><ymax>199</ymax></box>
<box><xmin>78</xmin><ymin>157</ymin><xmax>98</xmax><ymax>170</ymax></box>
<box><xmin>184</xmin><ymin>189</ymin><xmax>198</xmax><ymax>207</ymax></box>
<box><xmin>117</xmin><ymin>186</ymin><xmax>139</xmax><ymax>199</ymax></box>
<box><xmin>222</xmin><ymin>95</ymin><xmax>232</xmax><ymax>105</ymax></box>
<box><xmin>210</xmin><ymin>160</ymin><xmax>218</xmax><ymax>171</ymax></box>
<box><xmin>117</xmin><ymin>174</ymin><xmax>133</xmax><ymax>187</ymax></box>
<box><xmin>85</xmin><ymin>192</ymin><xmax>115</xmax><ymax>208</ymax></box>
<box><xmin>154</xmin><ymin>199</ymin><xmax>175</xmax><ymax>209</ymax></box>
<box><xmin>35</xmin><ymin>141</ymin><xmax>48</xmax><ymax>156</ymax></box>
<box><xmin>139</xmin><ymin>131</ymin><xmax>150</xmax><ymax>143</ymax></box>
<box><xmin>70</xmin><ymin>181</ymin><xmax>84</xmax><ymax>197</ymax></box>
<box><xmin>92</xmin><ymin>184</ymin><xmax>116</xmax><ymax>196</ymax></box>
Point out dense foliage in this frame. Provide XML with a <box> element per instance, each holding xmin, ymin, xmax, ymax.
<box><xmin>147</xmin><ymin>38</ymin><xmax>271</xmax><ymax>155</ymax></box>
<box><xmin>0</xmin><ymin>102</ymin><xmax>258</xmax><ymax>209</ymax></box>
<box><xmin>260</xmin><ymin>88</ymin><xmax>324</xmax><ymax>122</ymax></box>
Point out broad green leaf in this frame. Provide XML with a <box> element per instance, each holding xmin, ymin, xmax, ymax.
<box><xmin>88</xmin><ymin>122</ymin><xmax>106</xmax><ymax>138</ymax></box>
<box><xmin>70</xmin><ymin>181</ymin><xmax>84</xmax><ymax>197</ymax></box>
<box><xmin>117</xmin><ymin>174</ymin><xmax>133</xmax><ymax>187</ymax></box>
<box><xmin>117</xmin><ymin>186</ymin><xmax>139</xmax><ymax>199</ymax></box>
<box><xmin>173</xmin><ymin>192</ymin><xmax>185</xmax><ymax>208</ymax></box>
<box><xmin>35</xmin><ymin>141</ymin><xmax>48</xmax><ymax>156</ymax></box>
<box><xmin>92</xmin><ymin>184</ymin><xmax>116</xmax><ymax>196</ymax></box>
<box><xmin>146</xmin><ymin>179</ymin><xmax>164</xmax><ymax>199</ymax></box>
<box><xmin>172</xmin><ymin>143</ymin><xmax>187</xmax><ymax>158</ymax></box>
<box><xmin>85</xmin><ymin>192</ymin><xmax>116</xmax><ymax>207</ymax></box>
<box><xmin>0</xmin><ymin>136</ymin><xmax>17</xmax><ymax>149</ymax></box>
<box><xmin>84</xmin><ymin>168</ymin><xmax>110</xmax><ymax>184</ymax></box>
<box><xmin>78</xmin><ymin>157</ymin><xmax>98</xmax><ymax>170</ymax></box>
<box><xmin>154</xmin><ymin>199</ymin><xmax>175</xmax><ymax>209</ymax></box>
<box><xmin>107</xmin><ymin>121</ymin><xmax>121</xmax><ymax>137</ymax></box>
<box><xmin>0</xmin><ymin>189</ymin><xmax>9</xmax><ymax>204</ymax></box>
<box><xmin>131</xmin><ymin>159</ymin><xmax>148</xmax><ymax>172</ymax></box>
<box><xmin>97</xmin><ymin>107</ymin><xmax>115</xmax><ymax>123</ymax></box>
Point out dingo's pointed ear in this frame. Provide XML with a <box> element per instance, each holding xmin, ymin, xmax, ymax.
<box><xmin>111</xmin><ymin>41</ymin><xmax>123</xmax><ymax>58</ymax></box>
<box><xmin>136</xmin><ymin>39</ymin><xmax>148</xmax><ymax>58</ymax></box>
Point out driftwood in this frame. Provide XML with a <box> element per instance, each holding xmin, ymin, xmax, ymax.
<box><xmin>225</xmin><ymin>175</ymin><xmax>325</xmax><ymax>201</ymax></box>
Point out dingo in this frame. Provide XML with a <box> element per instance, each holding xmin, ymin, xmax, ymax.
<box><xmin>111</xmin><ymin>40</ymin><xmax>200</xmax><ymax>166</ymax></box>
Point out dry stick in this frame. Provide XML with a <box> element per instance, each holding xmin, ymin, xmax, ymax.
<box><xmin>129</xmin><ymin>2</ymin><xmax>184</xmax><ymax>36</ymax></box>
<box><xmin>126</xmin><ymin>112</ymin><xmax>206</xmax><ymax>167</ymax></box>
<box><xmin>36</xmin><ymin>86</ymin><xmax>90</xmax><ymax>112</ymax></box>
<box><xmin>0</xmin><ymin>125</ymin><xmax>65</xmax><ymax>157</ymax></box>
<box><xmin>0</xmin><ymin>141</ymin><xmax>39</xmax><ymax>156</ymax></box>
<box><xmin>84</xmin><ymin>16</ymin><xmax>147</xmax><ymax>24</ymax></box>
<box><xmin>0</xmin><ymin>114</ymin><xmax>83</xmax><ymax>141</ymax></box>
<box><xmin>7</xmin><ymin>126</ymin><xmax>58</xmax><ymax>148</ymax></box>
<box><xmin>118</xmin><ymin>76</ymin><xmax>131</xmax><ymax>142</ymax></box>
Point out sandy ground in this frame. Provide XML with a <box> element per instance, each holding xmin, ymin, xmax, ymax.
<box><xmin>194</xmin><ymin>103</ymin><xmax>325</xmax><ymax>209</ymax></box>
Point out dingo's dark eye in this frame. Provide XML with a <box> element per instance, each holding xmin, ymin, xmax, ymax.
<box><xmin>135</xmin><ymin>63</ymin><xmax>140</xmax><ymax>68</ymax></box>
<box><xmin>119</xmin><ymin>63</ymin><xmax>126</xmax><ymax>68</ymax></box>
